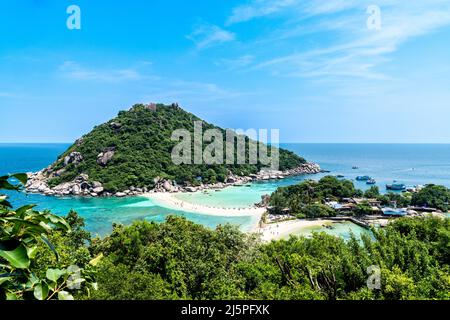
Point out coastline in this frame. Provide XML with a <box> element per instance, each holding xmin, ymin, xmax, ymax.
<box><xmin>145</xmin><ymin>192</ymin><xmax>266</xmax><ymax>217</ymax></box>
<box><xmin>145</xmin><ymin>192</ymin><xmax>350</xmax><ymax>242</ymax></box>
<box><xmin>256</xmin><ymin>219</ymin><xmax>335</xmax><ymax>242</ymax></box>
<box><xmin>25</xmin><ymin>162</ymin><xmax>322</xmax><ymax>198</ymax></box>
<box><xmin>6</xmin><ymin>144</ymin><xmax>449</xmax><ymax>243</ymax></box>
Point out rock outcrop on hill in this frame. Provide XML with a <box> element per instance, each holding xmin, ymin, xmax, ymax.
<box><xmin>26</xmin><ymin>163</ymin><xmax>321</xmax><ymax>197</ymax></box>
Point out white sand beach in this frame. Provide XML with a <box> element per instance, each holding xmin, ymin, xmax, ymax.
<box><xmin>145</xmin><ymin>192</ymin><xmax>337</xmax><ymax>241</ymax></box>
<box><xmin>144</xmin><ymin>192</ymin><xmax>266</xmax><ymax>217</ymax></box>
<box><xmin>256</xmin><ymin>219</ymin><xmax>334</xmax><ymax>242</ymax></box>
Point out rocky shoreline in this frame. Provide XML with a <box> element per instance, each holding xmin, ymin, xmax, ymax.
<box><xmin>25</xmin><ymin>162</ymin><xmax>322</xmax><ymax>198</ymax></box>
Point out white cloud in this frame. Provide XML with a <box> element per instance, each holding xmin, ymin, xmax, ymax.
<box><xmin>234</xmin><ymin>1</ymin><xmax>450</xmax><ymax>81</ymax></box>
<box><xmin>215</xmin><ymin>55</ymin><xmax>255</xmax><ymax>70</ymax></box>
<box><xmin>58</xmin><ymin>61</ymin><xmax>150</xmax><ymax>82</ymax></box>
<box><xmin>56</xmin><ymin>60</ymin><xmax>247</xmax><ymax>103</ymax></box>
<box><xmin>187</xmin><ymin>24</ymin><xmax>236</xmax><ymax>49</ymax></box>
<box><xmin>227</xmin><ymin>0</ymin><xmax>299</xmax><ymax>25</ymax></box>
<box><xmin>143</xmin><ymin>79</ymin><xmax>252</xmax><ymax>103</ymax></box>
<box><xmin>301</xmin><ymin>0</ymin><xmax>362</xmax><ymax>16</ymax></box>
<box><xmin>0</xmin><ymin>92</ymin><xmax>14</xmax><ymax>98</ymax></box>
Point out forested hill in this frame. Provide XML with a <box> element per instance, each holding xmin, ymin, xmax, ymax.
<box><xmin>32</xmin><ymin>103</ymin><xmax>307</xmax><ymax>193</ymax></box>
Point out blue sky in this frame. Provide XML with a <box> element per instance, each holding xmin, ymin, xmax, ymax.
<box><xmin>1</xmin><ymin>0</ymin><xmax>450</xmax><ymax>143</ymax></box>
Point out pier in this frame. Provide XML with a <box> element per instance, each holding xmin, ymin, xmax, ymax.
<box><xmin>329</xmin><ymin>216</ymin><xmax>371</xmax><ymax>229</ymax></box>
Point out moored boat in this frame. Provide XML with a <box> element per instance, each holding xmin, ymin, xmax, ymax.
<box><xmin>386</xmin><ymin>183</ymin><xmax>406</xmax><ymax>191</ymax></box>
<box><xmin>366</xmin><ymin>179</ymin><xmax>376</xmax><ymax>185</ymax></box>
<box><xmin>382</xmin><ymin>207</ymin><xmax>408</xmax><ymax>216</ymax></box>
<box><xmin>356</xmin><ymin>176</ymin><xmax>371</xmax><ymax>181</ymax></box>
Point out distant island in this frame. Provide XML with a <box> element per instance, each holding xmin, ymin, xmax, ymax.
<box><xmin>25</xmin><ymin>103</ymin><xmax>320</xmax><ymax>197</ymax></box>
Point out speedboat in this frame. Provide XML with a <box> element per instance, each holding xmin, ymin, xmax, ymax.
<box><xmin>386</xmin><ymin>183</ymin><xmax>406</xmax><ymax>191</ymax></box>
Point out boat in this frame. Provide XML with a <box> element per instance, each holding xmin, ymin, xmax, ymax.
<box><xmin>366</xmin><ymin>179</ymin><xmax>376</xmax><ymax>185</ymax></box>
<box><xmin>336</xmin><ymin>174</ymin><xmax>345</xmax><ymax>179</ymax></box>
<box><xmin>356</xmin><ymin>176</ymin><xmax>371</xmax><ymax>181</ymax></box>
<box><xmin>382</xmin><ymin>208</ymin><xmax>408</xmax><ymax>216</ymax></box>
<box><xmin>386</xmin><ymin>183</ymin><xmax>406</xmax><ymax>191</ymax></box>
<box><xmin>352</xmin><ymin>166</ymin><xmax>359</xmax><ymax>170</ymax></box>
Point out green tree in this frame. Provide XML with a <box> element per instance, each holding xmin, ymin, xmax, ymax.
<box><xmin>268</xmin><ymin>176</ymin><xmax>361</xmax><ymax>213</ymax></box>
<box><xmin>297</xmin><ymin>203</ymin><xmax>336</xmax><ymax>219</ymax></box>
<box><xmin>412</xmin><ymin>184</ymin><xmax>450</xmax><ymax>211</ymax></box>
<box><xmin>364</xmin><ymin>186</ymin><xmax>380</xmax><ymax>198</ymax></box>
<box><xmin>353</xmin><ymin>202</ymin><xmax>374</xmax><ymax>216</ymax></box>
<box><xmin>0</xmin><ymin>174</ymin><xmax>96</xmax><ymax>300</ymax></box>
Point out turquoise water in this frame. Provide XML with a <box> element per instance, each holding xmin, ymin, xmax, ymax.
<box><xmin>3</xmin><ymin>192</ymin><xmax>258</xmax><ymax>236</ymax></box>
<box><xmin>0</xmin><ymin>144</ymin><xmax>257</xmax><ymax>236</ymax></box>
<box><xmin>1</xmin><ymin>143</ymin><xmax>450</xmax><ymax>236</ymax></box>
<box><xmin>174</xmin><ymin>175</ymin><xmax>317</xmax><ymax>208</ymax></box>
<box><xmin>176</xmin><ymin>144</ymin><xmax>450</xmax><ymax>209</ymax></box>
<box><xmin>289</xmin><ymin>221</ymin><xmax>373</xmax><ymax>241</ymax></box>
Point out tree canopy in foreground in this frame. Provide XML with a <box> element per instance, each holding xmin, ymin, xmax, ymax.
<box><xmin>1</xmin><ymin>174</ymin><xmax>449</xmax><ymax>300</ymax></box>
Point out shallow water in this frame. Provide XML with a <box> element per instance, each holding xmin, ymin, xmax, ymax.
<box><xmin>174</xmin><ymin>175</ymin><xmax>317</xmax><ymax>208</ymax></box>
<box><xmin>4</xmin><ymin>192</ymin><xmax>259</xmax><ymax>237</ymax></box>
<box><xmin>288</xmin><ymin>221</ymin><xmax>373</xmax><ymax>241</ymax></box>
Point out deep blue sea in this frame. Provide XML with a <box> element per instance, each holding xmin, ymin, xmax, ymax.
<box><xmin>284</xmin><ymin>143</ymin><xmax>450</xmax><ymax>190</ymax></box>
<box><xmin>1</xmin><ymin>143</ymin><xmax>449</xmax><ymax>236</ymax></box>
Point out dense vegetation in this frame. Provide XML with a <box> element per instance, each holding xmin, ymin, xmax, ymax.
<box><xmin>269</xmin><ymin>176</ymin><xmax>362</xmax><ymax>217</ymax></box>
<box><xmin>411</xmin><ymin>184</ymin><xmax>450</xmax><ymax>212</ymax></box>
<box><xmin>268</xmin><ymin>176</ymin><xmax>450</xmax><ymax>218</ymax></box>
<box><xmin>88</xmin><ymin>215</ymin><xmax>450</xmax><ymax>300</ymax></box>
<box><xmin>45</xmin><ymin>104</ymin><xmax>306</xmax><ymax>192</ymax></box>
<box><xmin>0</xmin><ymin>174</ymin><xmax>97</xmax><ymax>300</ymax></box>
<box><xmin>2</xmin><ymin>175</ymin><xmax>449</xmax><ymax>300</ymax></box>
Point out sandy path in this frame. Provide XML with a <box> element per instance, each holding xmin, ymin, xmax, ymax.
<box><xmin>144</xmin><ymin>193</ymin><xmax>336</xmax><ymax>241</ymax></box>
<box><xmin>255</xmin><ymin>219</ymin><xmax>334</xmax><ymax>242</ymax></box>
<box><xmin>144</xmin><ymin>192</ymin><xmax>266</xmax><ymax>217</ymax></box>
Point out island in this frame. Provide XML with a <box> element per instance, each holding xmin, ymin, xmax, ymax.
<box><xmin>25</xmin><ymin>103</ymin><xmax>321</xmax><ymax>197</ymax></box>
